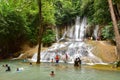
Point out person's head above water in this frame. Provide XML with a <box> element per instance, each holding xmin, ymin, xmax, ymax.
<box><xmin>50</xmin><ymin>71</ymin><xmax>55</xmax><ymax>77</ymax></box>
<box><xmin>5</xmin><ymin>64</ymin><xmax>8</xmax><ymax>67</ymax></box>
<box><xmin>51</xmin><ymin>71</ymin><xmax>54</xmax><ymax>73</ymax></box>
<box><xmin>30</xmin><ymin>62</ymin><xmax>32</xmax><ymax>65</ymax></box>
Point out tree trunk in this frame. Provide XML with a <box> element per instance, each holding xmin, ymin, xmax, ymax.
<box><xmin>108</xmin><ymin>0</ymin><xmax>120</xmax><ymax>60</ymax></box>
<box><xmin>36</xmin><ymin>0</ymin><xmax>43</xmax><ymax>64</ymax></box>
<box><xmin>113</xmin><ymin>5</ymin><xmax>120</xmax><ymax>20</ymax></box>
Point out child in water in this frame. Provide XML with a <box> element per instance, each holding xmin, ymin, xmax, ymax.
<box><xmin>50</xmin><ymin>71</ymin><xmax>55</xmax><ymax>77</ymax></box>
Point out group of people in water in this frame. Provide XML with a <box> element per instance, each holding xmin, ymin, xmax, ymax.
<box><xmin>1</xmin><ymin>54</ymin><xmax>81</xmax><ymax>79</ymax></box>
<box><xmin>74</xmin><ymin>57</ymin><xmax>81</xmax><ymax>67</ymax></box>
<box><xmin>52</xmin><ymin>53</ymin><xmax>81</xmax><ymax>66</ymax></box>
<box><xmin>0</xmin><ymin>56</ymin><xmax>82</xmax><ymax>79</ymax></box>
<box><xmin>2</xmin><ymin>62</ymin><xmax>55</xmax><ymax>78</ymax></box>
<box><xmin>52</xmin><ymin>54</ymin><xmax>82</xmax><ymax>67</ymax></box>
<box><xmin>2</xmin><ymin>64</ymin><xmax>11</xmax><ymax>72</ymax></box>
<box><xmin>2</xmin><ymin>62</ymin><xmax>32</xmax><ymax>72</ymax></box>
<box><xmin>49</xmin><ymin>56</ymin><xmax>81</xmax><ymax>77</ymax></box>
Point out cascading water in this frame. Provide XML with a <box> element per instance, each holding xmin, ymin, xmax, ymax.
<box><xmin>74</xmin><ymin>16</ymin><xmax>80</xmax><ymax>40</ymax></box>
<box><xmin>57</xmin><ymin>31</ymin><xmax>67</xmax><ymax>42</ymax></box>
<box><xmin>79</xmin><ymin>17</ymin><xmax>87</xmax><ymax>41</ymax></box>
<box><xmin>31</xmin><ymin>16</ymin><xmax>102</xmax><ymax>64</ymax></box>
<box><xmin>93</xmin><ymin>25</ymin><xmax>99</xmax><ymax>40</ymax></box>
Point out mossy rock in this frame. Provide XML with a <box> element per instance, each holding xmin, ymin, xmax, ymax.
<box><xmin>114</xmin><ymin>61</ymin><xmax>120</xmax><ymax>67</ymax></box>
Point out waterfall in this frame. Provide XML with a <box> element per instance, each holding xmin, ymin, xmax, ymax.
<box><xmin>74</xmin><ymin>16</ymin><xmax>80</xmax><ymax>39</ymax></box>
<box><xmin>30</xmin><ymin>17</ymin><xmax>102</xmax><ymax>64</ymax></box>
<box><xmin>56</xmin><ymin>16</ymin><xmax>87</xmax><ymax>42</ymax></box>
<box><xmin>73</xmin><ymin>16</ymin><xmax>87</xmax><ymax>41</ymax></box>
<box><xmin>79</xmin><ymin>17</ymin><xmax>87</xmax><ymax>41</ymax></box>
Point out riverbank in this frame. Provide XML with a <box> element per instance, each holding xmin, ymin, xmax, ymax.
<box><xmin>85</xmin><ymin>64</ymin><xmax>120</xmax><ymax>71</ymax></box>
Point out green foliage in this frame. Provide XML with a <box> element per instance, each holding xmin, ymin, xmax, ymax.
<box><xmin>80</xmin><ymin>0</ymin><xmax>111</xmax><ymax>25</ymax></box>
<box><xmin>102</xmin><ymin>23</ymin><xmax>115</xmax><ymax>40</ymax></box>
<box><xmin>113</xmin><ymin>0</ymin><xmax>120</xmax><ymax>4</ymax></box>
<box><xmin>27</xmin><ymin>14</ymin><xmax>39</xmax><ymax>45</ymax></box>
<box><xmin>102</xmin><ymin>21</ymin><xmax>120</xmax><ymax>40</ymax></box>
<box><xmin>80</xmin><ymin>0</ymin><xmax>93</xmax><ymax>16</ymax></box>
<box><xmin>0</xmin><ymin>0</ymin><xmax>36</xmax><ymax>56</ymax></box>
<box><xmin>54</xmin><ymin>0</ymin><xmax>81</xmax><ymax>26</ymax></box>
<box><xmin>42</xmin><ymin>29</ymin><xmax>56</xmax><ymax>44</ymax></box>
<box><xmin>42</xmin><ymin>0</ymin><xmax>55</xmax><ymax>26</ymax></box>
<box><xmin>80</xmin><ymin>0</ymin><xmax>94</xmax><ymax>24</ymax></box>
<box><xmin>0</xmin><ymin>0</ymin><xmax>57</xmax><ymax>56</ymax></box>
<box><xmin>0</xmin><ymin>10</ymin><xmax>29</xmax><ymax>55</ymax></box>
<box><xmin>93</xmin><ymin>0</ymin><xmax>111</xmax><ymax>24</ymax></box>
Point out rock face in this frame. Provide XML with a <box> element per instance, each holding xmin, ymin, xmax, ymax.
<box><xmin>17</xmin><ymin>44</ymin><xmax>47</xmax><ymax>59</ymax></box>
<box><xmin>87</xmin><ymin>40</ymin><xmax>117</xmax><ymax>63</ymax></box>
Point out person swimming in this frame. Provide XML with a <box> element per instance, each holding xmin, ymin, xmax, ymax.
<box><xmin>50</xmin><ymin>71</ymin><xmax>55</xmax><ymax>77</ymax></box>
<box><xmin>51</xmin><ymin>58</ymin><xmax>54</xmax><ymax>63</ymax></box>
<box><xmin>16</xmin><ymin>67</ymin><xmax>24</xmax><ymax>72</ymax></box>
<box><xmin>17</xmin><ymin>68</ymin><xmax>19</xmax><ymax>71</ymax></box>
<box><xmin>5</xmin><ymin>64</ymin><xmax>11</xmax><ymax>72</ymax></box>
<box><xmin>29</xmin><ymin>62</ymin><xmax>32</xmax><ymax>66</ymax></box>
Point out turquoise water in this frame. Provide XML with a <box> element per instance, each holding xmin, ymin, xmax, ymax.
<box><xmin>0</xmin><ymin>59</ymin><xmax>120</xmax><ymax>80</ymax></box>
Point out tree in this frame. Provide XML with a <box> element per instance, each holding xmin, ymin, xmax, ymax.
<box><xmin>36</xmin><ymin>0</ymin><xmax>56</xmax><ymax>64</ymax></box>
<box><xmin>36</xmin><ymin>0</ymin><xmax>43</xmax><ymax>64</ymax></box>
<box><xmin>108</xmin><ymin>0</ymin><xmax>120</xmax><ymax>60</ymax></box>
<box><xmin>0</xmin><ymin>0</ymin><xmax>31</xmax><ymax>58</ymax></box>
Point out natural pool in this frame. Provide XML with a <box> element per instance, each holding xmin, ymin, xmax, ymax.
<box><xmin>0</xmin><ymin>59</ymin><xmax>120</xmax><ymax>80</ymax></box>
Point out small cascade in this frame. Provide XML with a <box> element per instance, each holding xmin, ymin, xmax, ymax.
<box><xmin>93</xmin><ymin>25</ymin><xmax>99</xmax><ymax>40</ymax></box>
<box><xmin>31</xmin><ymin>16</ymin><xmax>103</xmax><ymax>64</ymax></box>
<box><xmin>55</xmin><ymin>27</ymin><xmax>59</xmax><ymax>41</ymax></box>
<box><xmin>57</xmin><ymin>31</ymin><xmax>67</xmax><ymax>42</ymax></box>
